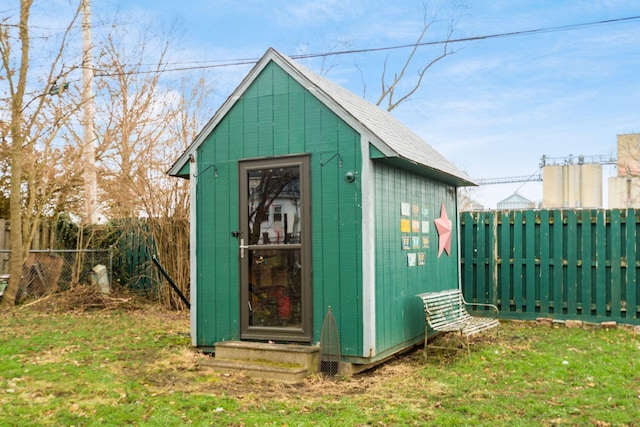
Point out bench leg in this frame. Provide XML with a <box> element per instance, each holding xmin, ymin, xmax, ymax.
<box><xmin>424</xmin><ymin>326</ymin><xmax>429</xmax><ymax>360</ymax></box>
<box><xmin>464</xmin><ymin>333</ymin><xmax>470</xmax><ymax>360</ymax></box>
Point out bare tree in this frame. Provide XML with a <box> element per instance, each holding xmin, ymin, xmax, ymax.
<box><xmin>90</xmin><ymin>25</ymin><xmax>188</xmax><ymax>219</ymax></box>
<box><xmin>80</xmin><ymin>22</ymin><xmax>213</xmax><ymax>308</ymax></box>
<box><xmin>375</xmin><ymin>0</ymin><xmax>462</xmax><ymax>112</ymax></box>
<box><xmin>0</xmin><ymin>0</ymin><xmax>82</xmax><ymax>309</ymax></box>
<box><xmin>457</xmin><ymin>187</ymin><xmax>481</xmax><ymax>211</ymax></box>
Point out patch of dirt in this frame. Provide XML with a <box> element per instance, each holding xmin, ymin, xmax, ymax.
<box><xmin>145</xmin><ymin>342</ymin><xmax>452</xmax><ymax>407</ymax></box>
<box><xmin>192</xmin><ymin>354</ymin><xmax>423</xmax><ymax>404</ymax></box>
<box><xmin>117</xmin><ymin>314</ymin><xmax>484</xmax><ymax>408</ymax></box>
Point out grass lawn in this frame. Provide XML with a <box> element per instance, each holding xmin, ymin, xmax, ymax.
<box><xmin>1</xmin><ymin>302</ymin><xmax>639</xmax><ymax>426</ymax></box>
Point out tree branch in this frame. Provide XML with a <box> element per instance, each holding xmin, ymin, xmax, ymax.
<box><xmin>375</xmin><ymin>0</ymin><xmax>460</xmax><ymax>112</ymax></box>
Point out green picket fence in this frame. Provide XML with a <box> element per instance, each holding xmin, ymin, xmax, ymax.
<box><xmin>460</xmin><ymin>209</ymin><xmax>640</xmax><ymax>325</ymax></box>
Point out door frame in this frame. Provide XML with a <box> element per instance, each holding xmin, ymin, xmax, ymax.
<box><xmin>238</xmin><ymin>154</ymin><xmax>312</xmax><ymax>342</ymax></box>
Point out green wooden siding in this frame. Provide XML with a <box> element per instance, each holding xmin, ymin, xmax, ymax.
<box><xmin>194</xmin><ymin>61</ymin><xmax>363</xmax><ymax>354</ymax></box>
<box><xmin>461</xmin><ymin>209</ymin><xmax>640</xmax><ymax>324</ymax></box>
<box><xmin>373</xmin><ymin>163</ymin><xmax>460</xmax><ymax>354</ymax></box>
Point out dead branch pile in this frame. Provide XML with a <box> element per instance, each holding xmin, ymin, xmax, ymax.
<box><xmin>17</xmin><ymin>285</ymin><xmax>149</xmax><ymax>313</ymax></box>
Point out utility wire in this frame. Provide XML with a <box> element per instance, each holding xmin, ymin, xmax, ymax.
<box><xmin>92</xmin><ymin>14</ymin><xmax>640</xmax><ymax>77</ymax></box>
<box><xmin>293</xmin><ymin>15</ymin><xmax>640</xmax><ymax>59</ymax></box>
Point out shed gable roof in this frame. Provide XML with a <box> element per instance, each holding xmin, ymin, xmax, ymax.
<box><xmin>169</xmin><ymin>48</ymin><xmax>475</xmax><ymax>186</ymax></box>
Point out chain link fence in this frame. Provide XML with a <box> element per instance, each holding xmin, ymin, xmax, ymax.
<box><xmin>0</xmin><ymin>249</ymin><xmax>112</xmax><ymax>301</ymax></box>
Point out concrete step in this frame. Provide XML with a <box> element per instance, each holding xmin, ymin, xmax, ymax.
<box><xmin>215</xmin><ymin>341</ymin><xmax>320</xmax><ymax>368</ymax></box>
<box><xmin>200</xmin><ymin>358</ymin><xmax>310</xmax><ymax>384</ymax></box>
<box><xmin>204</xmin><ymin>341</ymin><xmax>320</xmax><ymax>383</ymax></box>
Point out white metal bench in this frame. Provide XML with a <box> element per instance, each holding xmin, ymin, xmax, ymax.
<box><xmin>416</xmin><ymin>289</ymin><xmax>499</xmax><ymax>358</ymax></box>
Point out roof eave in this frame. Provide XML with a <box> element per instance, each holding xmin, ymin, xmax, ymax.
<box><xmin>371</xmin><ymin>155</ymin><xmax>477</xmax><ymax>187</ymax></box>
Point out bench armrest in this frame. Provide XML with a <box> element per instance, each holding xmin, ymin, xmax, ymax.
<box><xmin>463</xmin><ymin>301</ymin><xmax>499</xmax><ymax>317</ymax></box>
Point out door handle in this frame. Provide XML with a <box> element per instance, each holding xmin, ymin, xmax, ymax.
<box><xmin>239</xmin><ymin>238</ymin><xmax>249</xmax><ymax>258</ymax></box>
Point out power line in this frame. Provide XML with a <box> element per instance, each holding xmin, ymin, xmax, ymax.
<box><xmin>292</xmin><ymin>15</ymin><xmax>640</xmax><ymax>60</ymax></box>
<box><xmin>2</xmin><ymin>13</ymin><xmax>638</xmax><ymax>99</ymax></box>
<box><xmin>92</xmin><ymin>14</ymin><xmax>640</xmax><ymax>77</ymax></box>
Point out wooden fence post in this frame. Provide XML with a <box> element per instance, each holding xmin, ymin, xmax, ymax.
<box><xmin>626</xmin><ymin>209</ymin><xmax>638</xmax><ymax>320</ymax></box>
<box><xmin>524</xmin><ymin>210</ymin><xmax>537</xmax><ymax>314</ymax></box>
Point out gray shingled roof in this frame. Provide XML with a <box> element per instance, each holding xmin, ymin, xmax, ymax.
<box><xmin>278</xmin><ymin>49</ymin><xmax>475</xmax><ymax>186</ymax></box>
<box><xmin>169</xmin><ymin>48</ymin><xmax>475</xmax><ymax>186</ymax></box>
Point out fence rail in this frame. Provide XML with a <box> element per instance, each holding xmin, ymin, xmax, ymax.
<box><xmin>461</xmin><ymin>209</ymin><xmax>640</xmax><ymax>325</ymax></box>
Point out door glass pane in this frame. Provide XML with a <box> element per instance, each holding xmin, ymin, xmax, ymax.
<box><xmin>248</xmin><ymin>248</ymin><xmax>302</xmax><ymax>327</ymax></box>
<box><xmin>247</xmin><ymin>166</ymin><xmax>300</xmax><ymax>245</ymax></box>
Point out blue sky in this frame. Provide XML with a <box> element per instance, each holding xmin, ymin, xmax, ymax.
<box><xmin>29</xmin><ymin>0</ymin><xmax>640</xmax><ymax>207</ymax></box>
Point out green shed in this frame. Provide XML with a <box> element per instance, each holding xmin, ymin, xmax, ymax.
<box><xmin>169</xmin><ymin>48</ymin><xmax>475</xmax><ymax>367</ymax></box>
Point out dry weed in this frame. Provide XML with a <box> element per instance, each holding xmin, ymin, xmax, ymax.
<box><xmin>11</xmin><ymin>285</ymin><xmax>150</xmax><ymax>313</ymax></box>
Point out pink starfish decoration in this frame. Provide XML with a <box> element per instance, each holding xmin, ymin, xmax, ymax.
<box><xmin>434</xmin><ymin>203</ymin><xmax>452</xmax><ymax>257</ymax></box>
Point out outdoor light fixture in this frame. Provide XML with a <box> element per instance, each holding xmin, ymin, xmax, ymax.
<box><xmin>344</xmin><ymin>171</ymin><xmax>356</xmax><ymax>183</ymax></box>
